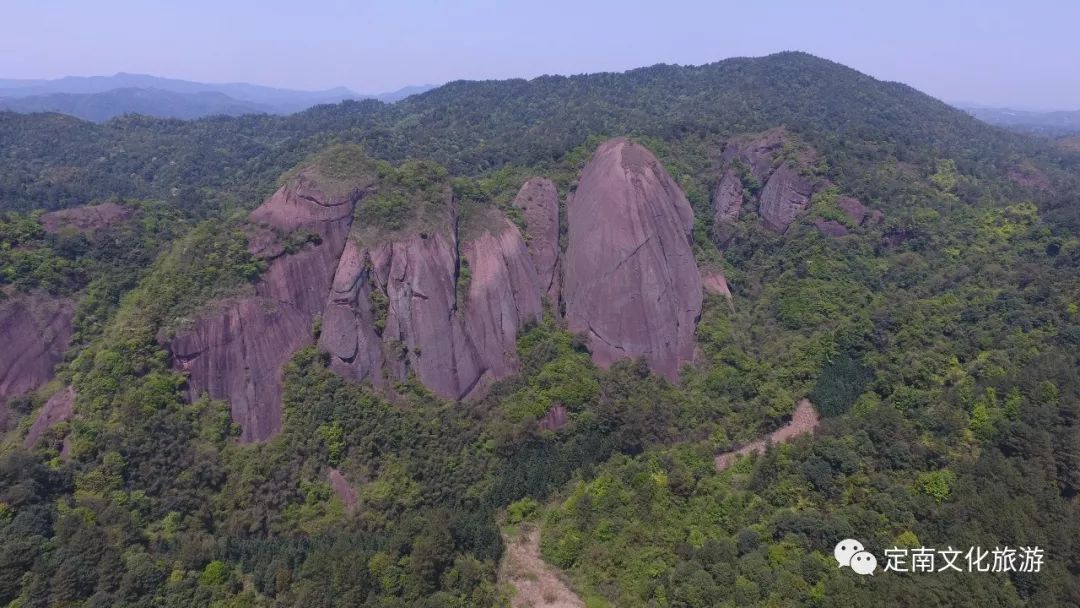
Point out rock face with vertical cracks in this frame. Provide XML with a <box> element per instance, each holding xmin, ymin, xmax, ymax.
<box><xmin>320</xmin><ymin>209</ymin><xmax>544</xmax><ymax>401</ymax></box>
<box><xmin>170</xmin><ymin>169</ymin><xmax>368</xmax><ymax>442</ymax></box>
<box><xmin>460</xmin><ymin>218</ymin><xmax>544</xmax><ymax>391</ymax></box>
<box><xmin>711</xmin><ymin>168</ymin><xmax>745</xmax><ymax>244</ymax></box>
<box><xmin>0</xmin><ymin>293</ymin><xmax>75</xmax><ymax>429</ymax></box>
<box><xmin>712</xmin><ymin>128</ymin><xmax>820</xmax><ymax>235</ymax></box>
<box><xmin>564</xmin><ymin>138</ymin><xmax>703</xmax><ymax>380</ymax></box>
<box><xmin>512</xmin><ymin>177</ymin><xmax>561</xmax><ymax>306</ymax></box>
<box><xmin>758</xmin><ymin>163</ymin><xmax>816</xmax><ymax>232</ymax></box>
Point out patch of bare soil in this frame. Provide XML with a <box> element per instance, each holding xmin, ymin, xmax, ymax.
<box><xmin>715</xmin><ymin>398</ymin><xmax>820</xmax><ymax>471</ymax></box>
<box><xmin>499</xmin><ymin>525</ymin><xmax>584</xmax><ymax>608</ymax></box>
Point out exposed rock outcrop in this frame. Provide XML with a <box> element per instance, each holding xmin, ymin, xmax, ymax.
<box><xmin>320</xmin><ymin>240</ymin><xmax>387</xmax><ymax>387</ymax></box>
<box><xmin>710</xmin><ymin>169</ymin><xmax>744</xmax><ymax>244</ymax></box>
<box><xmin>40</xmin><ymin>202</ymin><xmax>134</xmax><ymax>234</ymax></box>
<box><xmin>711</xmin><ymin>129</ymin><xmax>886</xmax><ymax>238</ymax></box>
<box><xmin>564</xmin><ymin>138</ymin><xmax>703</xmax><ymax>380</ymax></box>
<box><xmin>321</xmin><ymin>209</ymin><xmax>543</xmax><ymax>401</ymax></box>
<box><xmin>712</xmin><ymin>128</ymin><xmax>822</xmax><ymax>235</ymax></box>
<box><xmin>171</xmin><ymin>298</ymin><xmax>313</xmax><ymax>442</ymax></box>
<box><xmin>378</xmin><ymin>228</ymin><xmax>482</xmax><ymax>398</ymax></box>
<box><xmin>720</xmin><ymin>127</ymin><xmax>789</xmax><ymax>183</ymax></box>
<box><xmin>758</xmin><ymin>163</ymin><xmax>816</xmax><ymax>232</ymax></box>
<box><xmin>327</xmin><ymin>468</ymin><xmax>358</xmax><ymax>512</ymax></box>
<box><xmin>0</xmin><ymin>293</ymin><xmax>75</xmax><ymax>429</ymax></box>
<box><xmin>538</xmin><ymin>405</ymin><xmax>569</xmax><ymax>432</ymax></box>
<box><xmin>511</xmin><ymin>177</ymin><xmax>561</xmax><ymax>306</ymax></box>
<box><xmin>814</xmin><ymin>218</ymin><xmax>849</xmax><ymax>238</ymax></box>
<box><xmin>835</xmin><ymin>195</ymin><xmax>883</xmax><ymax>227</ymax></box>
<box><xmin>172</xmin><ymin>141</ymin><xmax>722</xmax><ymax>434</ymax></box>
<box><xmin>170</xmin><ymin>168</ymin><xmax>370</xmax><ymax>442</ymax></box>
<box><xmin>24</xmin><ymin>386</ymin><xmax>75</xmax><ymax>448</ymax></box>
<box><xmin>460</xmin><ymin>217</ymin><xmax>544</xmax><ymax>392</ymax></box>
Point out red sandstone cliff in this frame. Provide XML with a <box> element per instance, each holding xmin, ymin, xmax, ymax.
<box><xmin>563</xmin><ymin>138</ymin><xmax>703</xmax><ymax>380</ymax></box>
<box><xmin>320</xmin><ymin>205</ymin><xmax>544</xmax><ymax>402</ymax></box>
<box><xmin>170</xmin><ymin>168</ymin><xmax>370</xmax><ymax>442</ymax></box>
<box><xmin>0</xmin><ymin>293</ymin><xmax>75</xmax><ymax>429</ymax></box>
<box><xmin>168</xmin><ymin>139</ymin><xmax>721</xmax><ymax>439</ymax></box>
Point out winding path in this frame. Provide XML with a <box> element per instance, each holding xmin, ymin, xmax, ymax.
<box><xmin>715</xmin><ymin>399</ymin><xmax>820</xmax><ymax>471</ymax></box>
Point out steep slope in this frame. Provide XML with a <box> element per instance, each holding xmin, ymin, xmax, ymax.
<box><xmin>169</xmin><ymin>167</ymin><xmax>371</xmax><ymax>442</ymax></box>
<box><xmin>321</xmin><ymin>199</ymin><xmax>544</xmax><ymax>400</ymax></box>
<box><xmin>511</xmin><ymin>177</ymin><xmax>561</xmax><ymax>306</ymax></box>
<box><xmin>564</xmin><ymin>138</ymin><xmax>702</xmax><ymax>380</ymax></box>
<box><xmin>0</xmin><ymin>293</ymin><xmax>75</xmax><ymax>428</ymax></box>
<box><xmin>23</xmin><ymin>386</ymin><xmax>75</xmax><ymax>449</ymax></box>
<box><xmin>175</xmin><ymin>138</ymin><xmax>708</xmax><ymax>418</ymax></box>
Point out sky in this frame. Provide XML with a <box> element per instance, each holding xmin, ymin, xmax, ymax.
<box><xmin>1</xmin><ymin>0</ymin><xmax>1077</xmax><ymax>109</ymax></box>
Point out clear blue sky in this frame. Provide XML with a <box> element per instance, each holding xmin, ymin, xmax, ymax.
<box><xmin>1</xmin><ymin>0</ymin><xmax>1077</xmax><ymax>109</ymax></box>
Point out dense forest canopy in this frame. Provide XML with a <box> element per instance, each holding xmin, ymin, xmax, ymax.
<box><xmin>0</xmin><ymin>52</ymin><xmax>1078</xmax><ymax>607</ymax></box>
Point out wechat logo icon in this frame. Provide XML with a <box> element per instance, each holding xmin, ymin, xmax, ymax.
<box><xmin>835</xmin><ymin>539</ymin><xmax>877</xmax><ymax>575</ymax></box>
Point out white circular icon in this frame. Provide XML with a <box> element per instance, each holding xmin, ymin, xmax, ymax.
<box><xmin>850</xmin><ymin>550</ymin><xmax>877</xmax><ymax>575</ymax></box>
<box><xmin>834</xmin><ymin>538</ymin><xmax>865</xmax><ymax>567</ymax></box>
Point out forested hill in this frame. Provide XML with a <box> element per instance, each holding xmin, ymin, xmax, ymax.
<box><xmin>2</xmin><ymin>52</ymin><xmax>1076</xmax><ymax>221</ymax></box>
<box><xmin>2</xmin><ymin>51</ymin><xmax>1080</xmax><ymax>607</ymax></box>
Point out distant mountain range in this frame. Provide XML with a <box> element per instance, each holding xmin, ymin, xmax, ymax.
<box><xmin>959</xmin><ymin>104</ymin><xmax>1080</xmax><ymax>136</ymax></box>
<box><xmin>0</xmin><ymin>73</ymin><xmax>436</xmax><ymax>121</ymax></box>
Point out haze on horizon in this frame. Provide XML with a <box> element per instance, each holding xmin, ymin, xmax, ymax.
<box><xmin>1</xmin><ymin>0</ymin><xmax>1077</xmax><ymax>110</ymax></box>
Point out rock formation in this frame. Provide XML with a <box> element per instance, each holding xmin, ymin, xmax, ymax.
<box><xmin>327</xmin><ymin>468</ymin><xmax>357</xmax><ymax>512</ymax></box>
<box><xmin>711</xmin><ymin>168</ymin><xmax>744</xmax><ymax>242</ymax></box>
<box><xmin>836</xmin><ymin>195</ymin><xmax>883</xmax><ymax>227</ymax></box>
<box><xmin>511</xmin><ymin>177</ymin><xmax>561</xmax><ymax>306</ymax></box>
<box><xmin>170</xmin><ymin>168</ymin><xmax>370</xmax><ymax>442</ymax></box>
<box><xmin>814</xmin><ymin>218</ymin><xmax>850</xmax><ymax>238</ymax></box>
<box><xmin>712</xmin><ymin>128</ymin><xmax>820</xmax><ymax>235</ymax></box>
<box><xmin>321</xmin><ymin>207</ymin><xmax>543</xmax><ymax>401</ymax></box>
<box><xmin>0</xmin><ymin>293</ymin><xmax>75</xmax><ymax>429</ymax></box>
<box><xmin>460</xmin><ymin>216</ymin><xmax>545</xmax><ymax>391</ymax></box>
<box><xmin>24</xmin><ymin>386</ymin><xmax>75</xmax><ymax>448</ymax></box>
<box><xmin>40</xmin><ymin>202</ymin><xmax>134</xmax><ymax>234</ymax></box>
<box><xmin>757</xmin><ymin>163</ymin><xmax>816</xmax><ymax>232</ymax></box>
<box><xmin>711</xmin><ymin>128</ymin><xmax>885</xmax><ymax>239</ymax></box>
<box><xmin>702</xmin><ymin>269</ymin><xmax>734</xmax><ymax>312</ymax></box>
<box><xmin>720</xmin><ymin>128</ymin><xmax>789</xmax><ymax>183</ymax></box>
<box><xmin>171</xmin><ymin>139</ymin><xmax>718</xmax><ymax>439</ymax></box>
<box><xmin>172</xmin><ymin>298</ymin><xmax>313</xmax><ymax>442</ymax></box>
<box><xmin>564</xmin><ymin>138</ymin><xmax>703</xmax><ymax>380</ymax></box>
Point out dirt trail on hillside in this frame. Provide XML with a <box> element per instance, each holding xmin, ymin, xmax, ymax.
<box><xmin>499</xmin><ymin>525</ymin><xmax>584</xmax><ymax>608</ymax></box>
<box><xmin>715</xmin><ymin>399</ymin><xmax>820</xmax><ymax>471</ymax></box>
